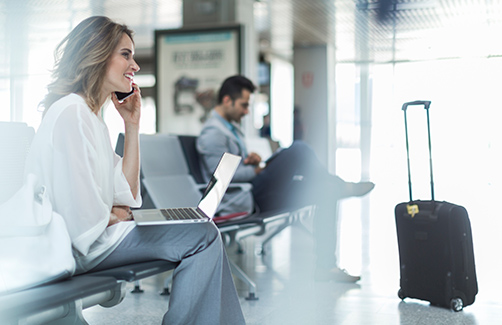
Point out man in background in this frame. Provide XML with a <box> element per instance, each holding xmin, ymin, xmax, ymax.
<box><xmin>197</xmin><ymin>75</ymin><xmax>374</xmax><ymax>282</ymax></box>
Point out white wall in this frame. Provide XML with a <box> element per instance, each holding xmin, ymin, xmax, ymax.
<box><xmin>293</xmin><ymin>45</ymin><xmax>336</xmax><ymax>169</ymax></box>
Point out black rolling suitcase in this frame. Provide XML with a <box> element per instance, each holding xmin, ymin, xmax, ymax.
<box><xmin>395</xmin><ymin>100</ymin><xmax>478</xmax><ymax>311</ymax></box>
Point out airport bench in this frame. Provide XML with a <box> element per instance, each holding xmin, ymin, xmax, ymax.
<box><xmin>177</xmin><ymin>134</ymin><xmax>313</xmax><ymax>254</ymax></box>
<box><xmin>0</xmin><ymin>123</ymin><xmax>180</xmax><ymax>324</ymax></box>
<box><xmin>0</xmin><ymin>260</ymin><xmax>177</xmax><ymax>324</ymax></box>
<box><xmin>114</xmin><ymin>133</ymin><xmax>314</xmax><ymax>301</ymax></box>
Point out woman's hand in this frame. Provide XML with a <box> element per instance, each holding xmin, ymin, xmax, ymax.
<box><xmin>108</xmin><ymin>206</ymin><xmax>133</xmax><ymax>227</ymax></box>
<box><xmin>112</xmin><ymin>84</ymin><xmax>141</xmax><ymax>199</ymax></box>
<box><xmin>111</xmin><ymin>83</ymin><xmax>141</xmax><ymax>128</ymax></box>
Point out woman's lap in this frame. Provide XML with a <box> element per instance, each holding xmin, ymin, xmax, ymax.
<box><xmin>90</xmin><ymin>221</ymin><xmax>221</xmax><ymax>271</ymax></box>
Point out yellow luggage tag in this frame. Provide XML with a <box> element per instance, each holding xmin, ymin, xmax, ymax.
<box><xmin>407</xmin><ymin>204</ymin><xmax>419</xmax><ymax>218</ymax></box>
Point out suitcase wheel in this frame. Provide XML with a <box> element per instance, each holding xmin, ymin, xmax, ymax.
<box><xmin>398</xmin><ymin>289</ymin><xmax>405</xmax><ymax>300</ymax></box>
<box><xmin>450</xmin><ymin>297</ymin><xmax>464</xmax><ymax>312</ymax></box>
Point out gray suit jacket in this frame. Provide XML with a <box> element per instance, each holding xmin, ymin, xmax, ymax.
<box><xmin>197</xmin><ymin>110</ymin><xmax>254</xmax><ymax>215</ymax></box>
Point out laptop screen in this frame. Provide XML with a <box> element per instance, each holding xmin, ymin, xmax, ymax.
<box><xmin>197</xmin><ymin>153</ymin><xmax>241</xmax><ymax>219</ymax></box>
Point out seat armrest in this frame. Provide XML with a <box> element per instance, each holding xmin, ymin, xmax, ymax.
<box><xmin>85</xmin><ymin>260</ymin><xmax>177</xmax><ymax>282</ymax></box>
<box><xmin>228</xmin><ymin>183</ymin><xmax>253</xmax><ymax>191</ymax></box>
<box><xmin>196</xmin><ymin>183</ymin><xmax>252</xmax><ymax>191</ymax></box>
<box><xmin>0</xmin><ymin>275</ymin><xmax>117</xmax><ymax>322</ymax></box>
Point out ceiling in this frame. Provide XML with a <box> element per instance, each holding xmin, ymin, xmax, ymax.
<box><xmin>3</xmin><ymin>0</ymin><xmax>502</xmax><ymax>70</ymax></box>
<box><xmin>255</xmin><ymin>0</ymin><xmax>502</xmax><ymax>63</ymax></box>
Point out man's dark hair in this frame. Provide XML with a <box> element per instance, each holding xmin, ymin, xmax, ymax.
<box><xmin>217</xmin><ymin>75</ymin><xmax>256</xmax><ymax>104</ymax></box>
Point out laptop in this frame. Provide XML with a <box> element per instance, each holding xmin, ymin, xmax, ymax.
<box><xmin>133</xmin><ymin>152</ymin><xmax>241</xmax><ymax>225</ymax></box>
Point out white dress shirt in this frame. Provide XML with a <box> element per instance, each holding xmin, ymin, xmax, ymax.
<box><xmin>25</xmin><ymin>94</ymin><xmax>141</xmax><ymax>273</ymax></box>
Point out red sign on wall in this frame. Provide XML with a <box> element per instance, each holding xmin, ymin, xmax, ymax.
<box><xmin>302</xmin><ymin>72</ymin><xmax>314</xmax><ymax>88</ymax></box>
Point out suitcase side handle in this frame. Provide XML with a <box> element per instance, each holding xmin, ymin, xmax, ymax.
<box><xmin>402</xmin><ymin>100</ymin><xmax>435</xmax><ymax>202</ymax></box>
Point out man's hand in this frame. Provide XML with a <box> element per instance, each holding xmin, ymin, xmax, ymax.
<box><xmin>244</xmin><ymin>152</ymin><xmax>262</xmax><ymax>166</ymax></box>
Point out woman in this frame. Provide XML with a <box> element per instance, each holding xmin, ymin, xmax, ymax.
<box><xmin>25</xmin><ymin>16</ymin><xmax>245</xmax><ymax>325</ymax></box>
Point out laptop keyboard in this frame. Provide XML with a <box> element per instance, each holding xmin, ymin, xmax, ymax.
<box><xmin>160</xmin><ymin>208</ymin><xmax>204</xmax><ymax>220</ymax></box>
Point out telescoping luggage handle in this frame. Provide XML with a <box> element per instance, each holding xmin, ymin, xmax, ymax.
<box><xmin>402</xmin><ymin>100</ymin><xmax>434</xmax><ymax>202</ymax></box>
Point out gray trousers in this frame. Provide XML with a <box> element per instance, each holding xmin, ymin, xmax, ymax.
<box><xmin>91</xmin><ymin>222</ymin><xmax>245</xmax><ymax>325</ymax></box>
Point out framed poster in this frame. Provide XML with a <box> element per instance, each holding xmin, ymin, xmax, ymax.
<box><xmin>155</xmin><ymin>25</ymin><xmax>242</xmax><ymax>134</ymax></box>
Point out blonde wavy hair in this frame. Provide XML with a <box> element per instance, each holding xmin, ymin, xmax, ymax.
<box><xmin>42</xmin><ymin>16</ymin><xmax>134</xmax><ymax>113</ymax></box>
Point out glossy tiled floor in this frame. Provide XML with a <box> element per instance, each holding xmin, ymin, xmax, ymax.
<box><xmin>83</xmin><ymin>178</ymin><xmax>502</xmax><ymax>324</ymax></box>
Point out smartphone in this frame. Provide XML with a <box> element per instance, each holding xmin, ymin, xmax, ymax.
<box><xmin>115</xmin><ymin>89</ymin><xmax>135</xmax><ymax>102</ymax></box>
